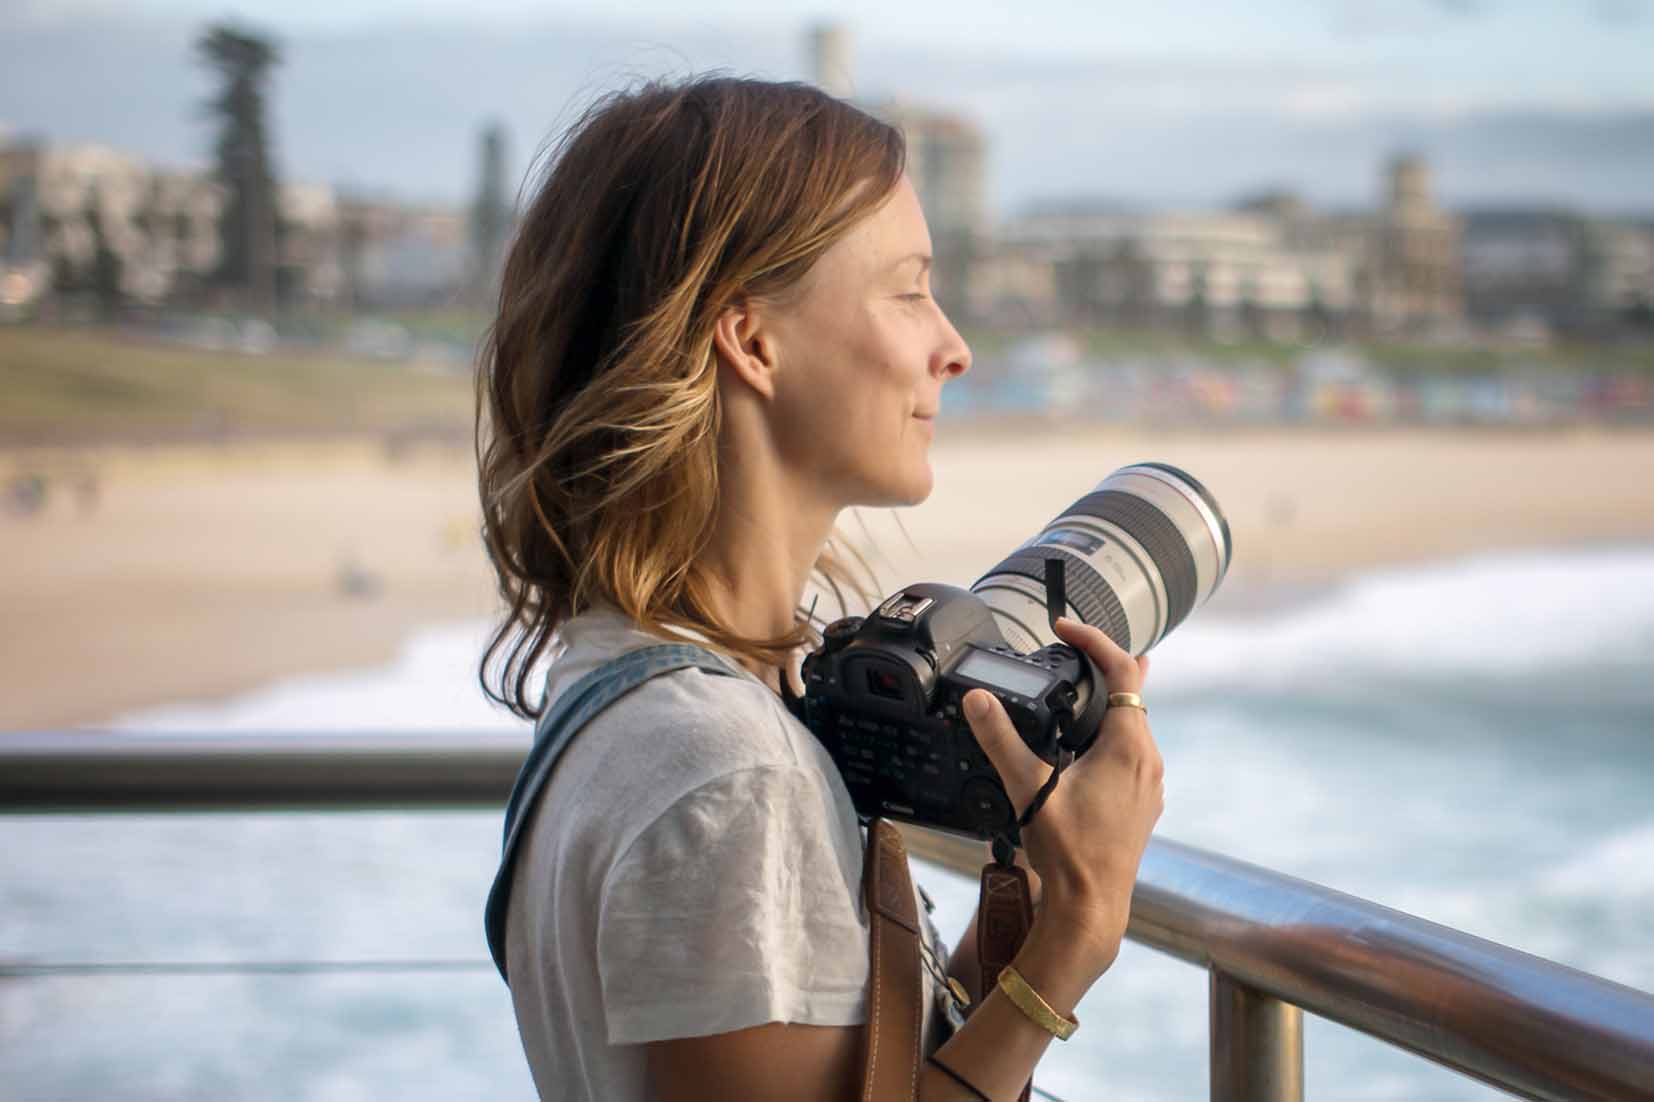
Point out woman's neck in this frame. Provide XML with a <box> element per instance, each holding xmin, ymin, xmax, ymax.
<box><xmin>703</xmin><ymin>433</ymin><xmax>838</xmax><ymax>689</ymax></box>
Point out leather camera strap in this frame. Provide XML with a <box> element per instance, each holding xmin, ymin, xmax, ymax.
<box><xmin>860</xmin><ymin>819</ymin><xmax>925</xmax><ymax>1102</ymax></box>
<box><xmin>859</xmin><ymin>822</ymin><xmax>1039</xmax><ymax>1102</ymax></box>
<box><xmin>978</xmin><ymin>861</ymin><xmax>1036</xmax><ymax>1102</ymax></box>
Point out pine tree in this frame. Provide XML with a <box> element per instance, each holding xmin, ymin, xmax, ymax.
<box><xmin>197</xmin><ymin>24</ymin><xmax>280</xmax><ymax>313</ymax></box>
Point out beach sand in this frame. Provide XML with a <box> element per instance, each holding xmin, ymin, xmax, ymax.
<box><xmin>856</xmin><ymin>424</ymin><xmax>1654</xmax><ymax>602</ymax></box>
<box><xmin>4</xmin><ymin>426</ymin><xmax>1653</xmax><ymax>730</ymax></box>
<box><xmin>1</xmin><ymin>440</ymin><xmax>493</xmax><ymax>730</ymax></box>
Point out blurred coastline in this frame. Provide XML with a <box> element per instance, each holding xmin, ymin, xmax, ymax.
<box><xmin>6</xmin><ymin>411</ymin><xmax>1653</xmax><ymax>730</ymax></box>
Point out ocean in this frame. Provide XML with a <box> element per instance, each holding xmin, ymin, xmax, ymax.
<box><xmin>3</xmin><ymin>547</ymin><xmax>1652</xmax><ymax>1100</ymax></box>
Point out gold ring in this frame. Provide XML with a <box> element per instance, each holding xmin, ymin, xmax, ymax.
<box><xmin>1107</xmin><ymin>691</ymin><xmax>1146</xmax><ymax>713</ymax></box>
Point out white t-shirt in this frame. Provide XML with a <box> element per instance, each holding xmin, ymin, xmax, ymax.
<box><xmin>503</xmin><ymin>607</ymin><xmax>949</xmax><ymax>1101</ymax></box>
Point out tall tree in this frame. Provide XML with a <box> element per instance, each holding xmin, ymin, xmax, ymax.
<box><xmin>85</xmin><ymin>184</ymin><xmax>124</xmax><ymax>320</ymax></box>
<box><xmin>197</xmin><ymin>24</ymin><xmax>280</xmax><ymax>313</ymax></box>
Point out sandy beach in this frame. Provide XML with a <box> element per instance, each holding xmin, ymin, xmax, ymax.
<box><xmin>4</xmin><ymin>425</ymin><xmax>1654</xmax><ymax>730</ymax></box>
<box><xmin>1</xmin><ymin>440</ymin><xmax>494</xmax><ymax>730</ymax></box>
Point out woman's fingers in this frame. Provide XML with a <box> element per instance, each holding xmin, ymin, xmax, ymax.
<box><xmin>962</xmin><ymin>688</ymin><xmax>1051</xmax><ymax>816</ymax></box>
<box><xmin>1051</xmin><ymin>617</ymin><xmax>1143</xmax><ymax>695</ymax></box>
<box><xmin>1052</xmin><ymin>617</ymin><xmax>1161</xmax><ymax>793</ymax></box>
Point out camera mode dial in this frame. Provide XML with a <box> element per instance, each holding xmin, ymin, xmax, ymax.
<box><xmin>822</xmin><ymin>617</ymin><xmax>863</xmax><ymax>654</ymax></box>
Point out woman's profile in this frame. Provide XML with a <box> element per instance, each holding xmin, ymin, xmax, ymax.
<box><xmin>476</xmin><ymin>75</ymin><xmax>1164</xmax><ymax>1101</ymax></box>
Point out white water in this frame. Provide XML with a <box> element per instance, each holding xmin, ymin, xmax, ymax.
<box><xmin>4</xmin><ymin>548</ymin><xmax>1652</xmax><ymax>1100</ymax></box>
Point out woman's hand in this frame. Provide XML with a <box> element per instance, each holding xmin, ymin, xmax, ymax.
<box><xmin>961</xmin><ymin>617</ymin><xmax>1164</xmax><ymax>975</ymax></box>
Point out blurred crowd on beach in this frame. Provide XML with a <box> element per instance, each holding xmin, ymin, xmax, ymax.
<box><xmin>949</xmin><ymin>339</ymin><xmax>1654</xmax><ymax>427</ymax></box>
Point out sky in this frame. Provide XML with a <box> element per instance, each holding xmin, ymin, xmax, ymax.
<box><xmin>6</xmin><ymin>0</ymin><xmax>1653</xmax><ymax>216</ymax></box>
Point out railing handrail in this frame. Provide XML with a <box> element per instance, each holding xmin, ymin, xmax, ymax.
<box><xmin>5</xmin><ymin>730</ymin><xmax>1653</xmax><ymax>1101</ymax></box>
<box><xmin>0</xmin><ymin>730</ymin><xmax>526</xmax><ymax>810</ymax></box>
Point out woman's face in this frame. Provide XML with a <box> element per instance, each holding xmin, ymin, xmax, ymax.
<box><xmin>763</xmin><ymin>175</ymin><xmax>972</xmax><ymax>508</ymax></box>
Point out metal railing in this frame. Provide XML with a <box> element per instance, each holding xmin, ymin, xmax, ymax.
<box><xmin>5</xmin><ymin>731</ymin><xmax>1654</xmax><ymax>1101</ymax></box>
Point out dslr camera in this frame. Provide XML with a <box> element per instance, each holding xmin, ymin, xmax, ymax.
<box><xmin>798</xmin><ymin>463</ymin><xmax>1232</xmax><ymax>842</ymax></box>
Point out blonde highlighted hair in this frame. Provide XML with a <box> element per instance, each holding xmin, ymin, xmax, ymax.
<box><xmin>475</xmin><ymin>76</ymin><xmax>905</xmax><ymax>720</ymax></box>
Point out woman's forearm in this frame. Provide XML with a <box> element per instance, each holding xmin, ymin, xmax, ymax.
<box><xmin>922</xmin><ymin>911</ymin><xmax>1109</xmax><ymax>1101</ymax></box>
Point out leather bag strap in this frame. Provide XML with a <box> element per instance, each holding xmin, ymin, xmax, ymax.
<box><xmin>858</xmin><ymin>823</ymin><xmax>1039</xmax><ymax>1102</ymax></box>
<box><xmin>860</xmin><ymin>819</ymin><xmax>925</xmax><ymax>1102</ymax></box>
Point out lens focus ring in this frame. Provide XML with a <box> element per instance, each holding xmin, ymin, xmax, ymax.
<box><xmin>982</xmin><ymin>545</ymin><xmax>1132</xmax><ymax>651</ymax></box>
<box><xmin>1067</xmin><ymin>490</ymin><xmax>1198</xmax><ymax>634</ymax></box>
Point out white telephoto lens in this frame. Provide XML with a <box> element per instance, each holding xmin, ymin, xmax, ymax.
<box><xmin>970</xmin><ymin>463</ymin><xmax>1232</xmax><ymax>656</ymax></box>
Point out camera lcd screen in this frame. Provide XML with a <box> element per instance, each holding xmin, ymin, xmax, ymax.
<box><xmin>955</xmin><ymin>649</ymin><xmax>1051</xmax><ymax>698</ymax></box>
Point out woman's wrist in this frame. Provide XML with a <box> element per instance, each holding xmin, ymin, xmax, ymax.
<box><xmin>1019</xmin><ymin>890</ymin><xmax>1126</xmax><ymax>994</ymax></box>
<box><xmin>924</xmin><ymin>907</ymin><xmax>1110</xmax><ymax>1102</ymax></box>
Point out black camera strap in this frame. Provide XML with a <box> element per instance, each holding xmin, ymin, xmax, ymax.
<box><xmin>960</xmin><ymin>560</ymin><xmax>1088</xmax><ymax>1102</ymax></box>
<box><xmin>986</xmin><ymin>557</ymin><xmax>1088</xmax><ymax>862</ymax></box>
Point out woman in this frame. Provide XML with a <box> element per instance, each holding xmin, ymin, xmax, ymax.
<box><xmin>477</xmin><ymin>76</ymin><xmax>1163</xmax><ymax>1101</ymax></box>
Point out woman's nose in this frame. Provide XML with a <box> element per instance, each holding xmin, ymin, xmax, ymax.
<box><xmin>934</xmin><ymin>319</ymin><xmax>971</xmax><ymax>380</ymax></box>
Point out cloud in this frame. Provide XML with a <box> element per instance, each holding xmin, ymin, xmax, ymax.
<box><xmin>1592</xmin><ymin>0</ymin><xmax>1647</xmax><ymax>23</ymax></box>
<box><xmin>1420</xmin><ymin>0</ymin><xmax>1645</xmax><ymax>24</ymax></box>
<box><xmin>1325</xmin><ymin>0</ymin><xmax>1493</xmax><ymax>37</ymax></box>
<box><xmin>1430</xmin><ymin>0</ymin><xmax>1488</xmax><ymax>14</ymax></box>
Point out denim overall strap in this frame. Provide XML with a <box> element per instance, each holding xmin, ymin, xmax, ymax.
<box><xmin>484</xmin><ymin>642</ymin><xmax>745</xmax><ymax>981</ymax></box>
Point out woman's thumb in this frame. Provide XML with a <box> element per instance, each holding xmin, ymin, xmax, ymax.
<box><xmin>963</xmin><ymin>689</ymin><xmax>1052</xmax><ymax>814</ymax></box>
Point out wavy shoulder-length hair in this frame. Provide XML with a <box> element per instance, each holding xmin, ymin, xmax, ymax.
<box><xmin>476</xmin><ymin>76</ymin><xmax>906</xmax><ymax>720</ymax></box>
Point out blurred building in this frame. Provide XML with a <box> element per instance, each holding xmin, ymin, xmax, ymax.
<box><xmin>275</xmin><ymin>180</ymin><xmax>345</xmax><ymax>307</ymax></box>
<box><xmin>808</xmin><ymin>23</ymin><xmax>989</xmax><ymax>323</ymax></box>
<box><xmin>338</xmin><ymin>195</ymin><xmax>469</xmax><ymax>309</ymax></box>
<box><xmin>871</xmin><ymin>100</ymin><xmax>987</xmax><ymax>322</ymax></box>
<box><xmin>985</xmin><ymin>202</ymin><xmax>1360</xmax><ymax>340</ymax></box>
<box><xmin>1588</xmin><ymin>221</ymin><xmax>1654</xmax><ymax>329</ymax></box>
<box><xmin>978</xmin><ymin>156</ymin><xmax>1462</xmax><ymax>339</ymax></box>
<box><xmin>807</xmin><ymin>23</ymin><xmax>855</xmax><ymax>99</ymax></box>
<box><xmin>1367</xmin><ymin>156</ymin><xmax>1462</xmax><ymax>334</ymax></box>
<box><xmin>0</xmin><ymin>139</ymin><xmax>223</xmax><ymax>308</ymax></box>
<box><xmin>1462</xmin><ymin>209</ymin><xmax>1654</xmax><ymax>338</ymax></box>
<box><xmin>0</xmin><ymin>134</ymin><xmax>474</xmax><ymax>313</ymax></box>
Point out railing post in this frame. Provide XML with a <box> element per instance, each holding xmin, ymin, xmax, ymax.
<box><xmin>1210</xmin><ymin>968</ymin><xmax>1303</xmax><ymax>1102</ymax></box>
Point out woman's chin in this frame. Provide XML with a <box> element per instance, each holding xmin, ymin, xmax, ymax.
<box><xmin>885</xmin><ymin>464</ymin><xmax>934</xmax><ymax>507</ymax></box>
<box><xmin>846</xmin><ymin>463</ymin><xmax>932</xmax><ymax>509</ymax></box>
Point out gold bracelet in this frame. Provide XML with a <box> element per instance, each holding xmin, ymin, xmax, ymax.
<box><xmin>996</xmin><ymin>965</ymin><xmax>1079</xmax><ymax>1041</ymax></box>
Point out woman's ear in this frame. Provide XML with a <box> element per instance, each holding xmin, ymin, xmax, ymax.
<box><xmin>711</xmin><ymin>298</ymin><xmax>778</xmax><ymax>400</ymax></box>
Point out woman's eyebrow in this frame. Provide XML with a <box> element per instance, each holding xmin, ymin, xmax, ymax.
<box><xmin>890</xmin><ymin>252</ymin><xmax>932</xmax><ymax>273</ymax></box>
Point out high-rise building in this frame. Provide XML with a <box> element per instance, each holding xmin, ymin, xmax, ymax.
<box><xmin>469</xmin><ymin>122</ymin><xmax>511</xmax><ymax>306</ymax></box>
<box><xmin>806</xmin><ymin>24</ymin><xmax>989</xmax><ymax>322</ymax></box>
<box><xmin>807</xmin><ymin>24</ymin><xmax>854</xmax><ymax>99</ymax></box>
<box><xmin>1370</xmin><ymin>155</ymin><xmax>1462</xmax><ymax>332</ymax></box>
<box><xmin>874</xmin><ymin>100</ymin><xmax>987</xmax><ymax>322</ymax></box>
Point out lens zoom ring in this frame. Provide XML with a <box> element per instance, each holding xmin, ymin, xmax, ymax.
<box><xmin>978</xmin><ymin>546</ymin><xmax>1132</xmax><ymax>651</ymax></box>
<box><xmin>1067</xmin><ymin>490</ymin><xmax>1198</xmax><ymax>633</ymax></box>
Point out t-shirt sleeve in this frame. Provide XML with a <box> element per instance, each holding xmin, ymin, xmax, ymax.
<box><xmin>596</xmin><ymin>764</ymin><xmax>871</xmax><ymax>1045</ymax></box>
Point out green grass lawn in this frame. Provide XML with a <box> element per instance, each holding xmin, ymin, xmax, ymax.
<box><xmin>0</xmin><ymin>325</ymin><xmax>476</xmax><ymax>444</ymax></box>
<box><xmin>10</xmin><ymin>320</ymin><xmax>1645</xmax><ymax>445</ymax></box>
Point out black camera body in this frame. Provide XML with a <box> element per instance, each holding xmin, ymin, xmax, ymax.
<box><xmin>799</xmin><ymin>582</ymin><xmax>1106</xmax><ymax>841</ymax></box>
